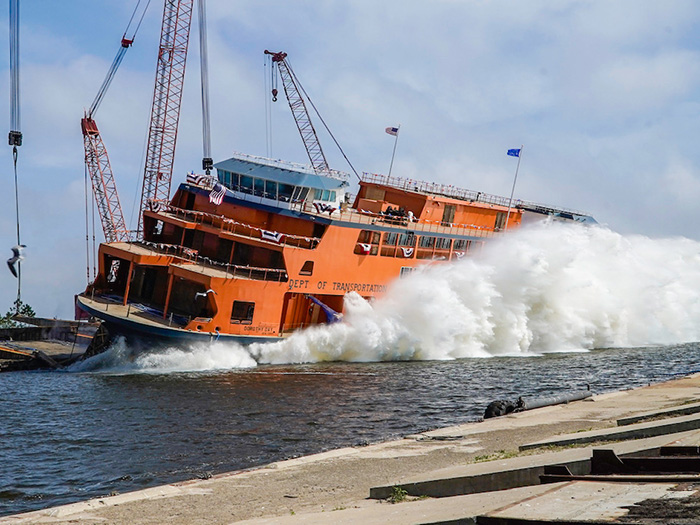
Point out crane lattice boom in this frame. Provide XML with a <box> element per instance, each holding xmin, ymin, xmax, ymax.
<box><xmin>138</xmin><ymin>0</ymin><xmax>194</xmax><ymax>238</ymax></box>
<box><xmin>265</xmin><ymin>50</ymin><xmax>330</xmax><ymax>175</ymax></box>
<box><xmin>81</xmin><ymin>117</ymin><xmax>130</xmax><ymax>243</ymax></box>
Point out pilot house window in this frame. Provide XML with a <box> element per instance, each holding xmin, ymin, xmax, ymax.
<box><xmin>231</xmin><ymin>301</ymin><xmax>255</xmax><ymax>324</ymax></box>
<box><xmin>241</xmin><ymin>175</ymin><xmax>254</xmax><ymax>193</ymax></box>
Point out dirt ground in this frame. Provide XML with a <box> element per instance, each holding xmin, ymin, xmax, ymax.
<box><xmin>620</xmin><ymin>483</ymin><xmax>700</xmax><ymax>524</ymax></box>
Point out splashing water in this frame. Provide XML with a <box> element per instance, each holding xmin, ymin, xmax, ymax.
<box><xmin>75</xmin><ymin>221</ymin><xmax>700</xmax><ymax>372</ymax></box>
<box><xmin>71</xmin><ymin>338</ymin><xmax>257</xmax><ymax>373</ymax></box>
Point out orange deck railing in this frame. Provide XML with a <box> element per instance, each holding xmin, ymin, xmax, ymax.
<box><xmin>164</xmin><ymin>205</ymin><xmax>321</xmax><ymax>249</ymax></box>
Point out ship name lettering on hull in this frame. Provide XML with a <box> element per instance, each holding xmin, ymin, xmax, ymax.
<box><xmin>332</xmin><ymin>282</ymin><xmax>387</xmax><ymax>293</ymax></box>
<box><xmin>288</xmin><ymin>279</ymin><xmax>310</xmax><ymax>290</ymax></box>
<box><xmin>242</xmin><ymin>325</ymin><xmax>277</xmax><ymax>334</ymax></box>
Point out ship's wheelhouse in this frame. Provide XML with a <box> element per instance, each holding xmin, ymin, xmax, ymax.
<box><xmin>214</xmin><ymin>154</ymin><xmax>350</xmax><ymax>212</ymax></box>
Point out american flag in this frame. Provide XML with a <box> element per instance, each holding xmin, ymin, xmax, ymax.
<box><xmin>209</xmin><ymin>183</ymin><xmax>226</xmax><ymax>205</ymax></box>
<box><xmin>385</xmin><ymin>126</ymin><xmax>399</xmax><ymax>136</ymax></box>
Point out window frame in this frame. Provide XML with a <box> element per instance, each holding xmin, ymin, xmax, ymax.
<box><xmin>231</xmin><ymin>301</ymin><xmax>255</xmax><ymax>324</ymax></box>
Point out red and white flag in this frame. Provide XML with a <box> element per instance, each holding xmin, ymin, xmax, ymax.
<box><xmin>187</xmin><ymin>172</ymin><xmax>208</xmax><ymax>186</ymax></box>
<box><xmin>357</xmin><ymin>243</ymin><xmax>372</xmax><ymax>254</ymax></box>
<box><xmin>385</xmin><ymin>126</ymin><xmax>399</xmax><ymax>136</ymax></box>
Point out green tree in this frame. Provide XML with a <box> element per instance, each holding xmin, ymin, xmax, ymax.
<box><xmin>0</xmin><ymin>299</ymin><xmax>36</xmax><ymax>328</ymax></box>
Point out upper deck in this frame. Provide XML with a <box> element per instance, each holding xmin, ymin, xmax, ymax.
<box><xmin>358</xmin><ymin>172</ymin><xmax>596</xmax><ymax>224</ymax></box>
<box><xmin>211</xmin><ymin>153</ymin><xmax>594</xmax><ymax>227</ymax></box>
<box><xmin>152</xmin><ymin>153</ymin><xmax>594</xmax><ymax>261</ymax></box>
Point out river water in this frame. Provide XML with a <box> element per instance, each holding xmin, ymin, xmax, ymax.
<box><xmin>2</xmin><ymin>345</ymin><xmax>700</xmax><ymax>516</ymax></box>
<box><xmin>3</xmin><ymin>222</ymin><xmax>700</xmax><ymax>516</ymax></box>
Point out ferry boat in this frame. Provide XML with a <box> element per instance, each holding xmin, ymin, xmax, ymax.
<box><xmin>75</xmin><ymin>152</ymin><xmax>595</xmax><ymax>346</ymax></box>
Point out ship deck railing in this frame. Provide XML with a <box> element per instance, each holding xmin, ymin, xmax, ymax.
<box><xmin>164</xmin><ymin>205</ymin><xmax>321</xmax><ymax>249</ymax></box>
<box><xmin>360</xmin><ymin>172</ymin><xmax>591</xmax><ymax>218</ymax></box>
<box><xmin>136</xmin><ymin>241</ymin><xmax>289</xmax><ymax>282</ymax></box>
<box><xmin>291</xmin><ymin>201</ymin><xmax>502</xmax><ymax>239</ymax></box>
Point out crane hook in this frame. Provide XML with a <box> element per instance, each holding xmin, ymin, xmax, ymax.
<box><xmin>271</xmin><ymin>88</ymin><xmax>278</xmax><ymax>102</ymax></box>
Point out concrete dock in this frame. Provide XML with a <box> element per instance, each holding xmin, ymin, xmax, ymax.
<box><xmin>4</xmin><ymin>373</ymin><xmax>700</xmax><ymax>524</ymax></box>
<box><xmin>0</xmin><ymin>319</ymin><xmax>96</xmax><ymax>371</ymax></box>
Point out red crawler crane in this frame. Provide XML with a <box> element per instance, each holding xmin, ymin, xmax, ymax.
<box><xmin>81</xmin><ymin>117</ymin><xmax>130</xmax><ymax>243</ymax></box>
<box><xmin>138</xmin><ymin>0</ymin><xmax>195</xmax><ymax>239</ymax></box>
<box><xmin>81</xmin><ymin>0</ymin><xmax>195</xmax><ymax>245</ymax></box>
<box><xmin>83</xmin><ymin>0</ymin><xmax>217</xmax><ymax>254</ymax></box>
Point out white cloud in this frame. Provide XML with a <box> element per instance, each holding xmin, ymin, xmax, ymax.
<box><xmin>662</xmin><ymin>157</ymin><xmax>700</xmax><ymax>205</ymax></box>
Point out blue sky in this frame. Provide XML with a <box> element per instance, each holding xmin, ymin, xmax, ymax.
<box><xmin>1</xmin><ymin>1</ymin><xmax>700</xmax><ymax>318</ymax></box>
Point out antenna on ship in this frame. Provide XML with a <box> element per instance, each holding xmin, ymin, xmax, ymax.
<box><xmin>8</xmin><ymin>0</ymin><xmax>24</xmax><ymax>309</ymax></box>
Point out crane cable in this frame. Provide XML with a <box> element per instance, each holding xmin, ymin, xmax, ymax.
<box><xmin>11</xmin><ymin>147</ymin><xmax>21</xmax><ymax>307</ymax></box>
<box><xmin>197</xmin><ymin>0</ymin><xmax>212</xmax><ymax>174</ymax></box>
<box><xmin>264</xmin><ymin>55</ymin><xmax>273</xmax><ymax>157</ymax></box>
<box><xmin>88</xmin><ymin>0</ymin><xmax>152</xmax><ymax>118</ymax></box>
<box><xmin>84</xmin><ymin>164</ymin><xmax>91</xmax><ymax>284</ymax></box>
<box><xmin>8</xmin><ymin>0</ymin><xmax>23</xmax><ymax>311</ymax></box>
<box><xmin>286</xmin><ymin>59</ymin><xmax>361</xmax><ymax>182</ymax></box>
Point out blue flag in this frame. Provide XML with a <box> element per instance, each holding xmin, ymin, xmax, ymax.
<box><xmin>507</xmin><ymin>148</ymin><xmax>521</xmax><ymax>157</ymax></box>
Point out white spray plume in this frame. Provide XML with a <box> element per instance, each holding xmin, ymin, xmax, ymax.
<box><xmin>71</xmin><ymin>338</ymin><xmax>257</xmax><ymax>373</ymax></box>
<box><xmin>76</xmin><ymin>222</ymin><xmax>700</xmax><ymax>372</ymax></box>
<box><xmin>251</xmin><ymin>221</ymin><xmax>700</xmax><ymax>364</ymax></box>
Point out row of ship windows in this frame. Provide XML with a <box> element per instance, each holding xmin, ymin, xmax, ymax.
<box><xmin>218</xmin><ymin>170</ymin><xmax>337</xmax><ymax>203</ymax></box>
<box><xmin>355</xmin><ymin>230</ymin><xmax>474</xmax><ymax>257</ymax></box>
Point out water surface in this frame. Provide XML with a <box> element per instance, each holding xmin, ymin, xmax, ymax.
<box><xmin>2</xmin><ymin>343</ymin><xmax>699</xmax><ymax>516</ymax></box>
